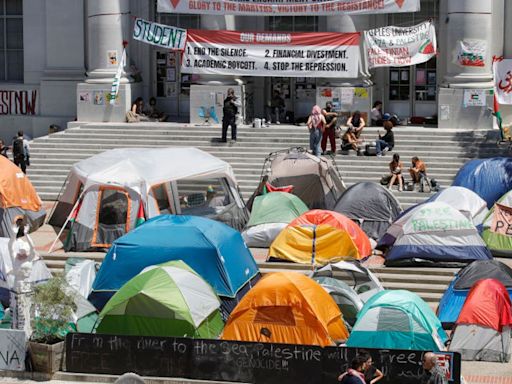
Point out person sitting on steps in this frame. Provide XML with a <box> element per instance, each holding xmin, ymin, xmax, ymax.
<box><xmin>376</xmin><ymin>121</ymin><xmax>395</xmax><ymax>157</ymax></box>
<box><xmin>388</xmin><ymin>153</ymin><xmax>404</xmax><ymax>192</ymax></box>
<box><xmin>347</xmin><ymin>110</ymin><xmax>365</xmax><ymax>138</ymax></box>
<box><xmin>341</xmin><ymin>127</ymin><xmax>362</xmax><ymax>155</ymax></box>
<box><xmin>409</xmin><ymin>156</ymin><xmax>427</xmax><ymax>189</ymax></box>
<box><xmin>370</xmin><ymin>101</ymin><xmax>384</xmax><ymax>126</ymax></box>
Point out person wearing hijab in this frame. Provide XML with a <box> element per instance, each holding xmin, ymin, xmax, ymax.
<box><xmin>306</xmin><ymin>105</ymin><xmax>326</xmax><ymax>157</ymax></box>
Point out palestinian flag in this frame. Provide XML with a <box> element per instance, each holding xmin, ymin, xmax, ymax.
<box><xmin>494</xmin><ymin>94</ymin><xmax>505</xmax><ymax>140</ymax></box>
<box><xmin>64</xmin><ymin>201</ymin><xmax>81</xmax><ymax>248</ymax></box>
<box><xmin>419</xmin><ymin>39</ymin><xmax>435</xmax><ymax>55</ymax></box>
<box><xmin>136</xmin><ymin>201</ymin><xmax>146</xmax><ymax>227</ymax></box>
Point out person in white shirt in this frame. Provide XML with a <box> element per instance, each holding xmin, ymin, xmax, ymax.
<box><xmin>370</xmin><ymin>101</ymin><xmax>384</xmax><ymax>126</ymax></box>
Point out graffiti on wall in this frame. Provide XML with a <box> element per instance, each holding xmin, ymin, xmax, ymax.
<box><xmin>0</xmin><ymin>90</ymin><xmax>38</xmax><ymax>115</ymax></box>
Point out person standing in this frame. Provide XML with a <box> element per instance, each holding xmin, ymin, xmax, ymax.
<box><xmin>420</xmin><ymin>352</ymin><xmax>448</xmax><ymax>384</ymax></box>
<box><xmin>322</xmin><ymin>101</ymin><xmax>338</xmax><ymax>155</ymax></box>
<box><xmin>338</xmin><ymin>355</ymin><xmax>367</xmax><ymax>384</ymax></box>
<box><xmin>267</xmin><ymin>89</ymin><xmax>285</xmax><ymax>124</ymax></box>
<box><xmin>221</xmin><ymin>88</ymin><xmax>240</xmax><ymax>143</ymax></box>
<box><xmin>12</xmin><ymin>131</ymin><xmax>30</xmax><ymax>174</ymax></box>
<box><xmin>307</xmin><ymin>105</ymin><xmax>326</xmax><ymax>157</ymax></box>
<box><xmin>358</xmin><ymin>350</ymin><xmax>384</xmax><ymax>384</ymax></box>
<box><xmin>0</xmin><ymin>139</ymin><xmax>9</xmax><ymax>158</ymax></box>
<box><xmin>376</xmin><ymin>121</ymin><xmax>395</xmax><ymax>157</ymax></box>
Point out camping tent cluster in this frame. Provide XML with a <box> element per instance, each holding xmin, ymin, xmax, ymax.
<box><xmin>5</xmin><ymin>147</ymin><xmax>512</xmax><ymax>366</ymax></box>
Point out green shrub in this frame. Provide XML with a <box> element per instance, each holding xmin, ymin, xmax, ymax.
<box><xmin>30</xmin><ymin>276</ymin><xmax>77</xmax><ymax>344</ymax></box>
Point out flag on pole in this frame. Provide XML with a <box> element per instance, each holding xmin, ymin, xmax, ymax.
<box><xmin>136</xmin><ymin>200</ymin><xmax>146</xmax><ymax>227</ymax></box>
<box><xmin>109</xmin><ymin>47</ymin><xmax>126</xmax><ymax>106</ymax></box>
<box><xmin>64</xmin><ymin>201</ymin><xmax>81</xmax><ymax>248</ymax></box>
<box><xmin>493</xmin><ymin>56</ymin><xmax>506</xmax><ymax>140</ymax></box>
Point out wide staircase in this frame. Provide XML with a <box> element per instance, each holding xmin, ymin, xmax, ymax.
<box><xmin>28</xmin><ymin>122</ymin><xmax>507</xmax><ymax>310</ymax></box>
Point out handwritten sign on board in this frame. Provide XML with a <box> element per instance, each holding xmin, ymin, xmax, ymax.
<box><xmin>0</xmin><ymin>329</ymin><xmax>26</xmax><ymax>371</ymax></box>
<box><xmin>66</xmin><ymin>333</ymin><xmax>461</xmax><ymax>384</ymax></box>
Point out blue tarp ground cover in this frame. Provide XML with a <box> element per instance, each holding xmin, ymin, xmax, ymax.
<box><xmin>89</xmin><ymin>215</ymin><xmax>259</xmax><ymax>311</ymax></box>
<box><xmin>452</xmin><ymin>157</ymin><xmax>512</xmax><ymax>208</ymax></box>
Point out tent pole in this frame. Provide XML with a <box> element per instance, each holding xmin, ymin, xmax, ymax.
<box><xmin>48</xmin><ymin>192</ymin><xmax>84</xmax><ymax>253</ymax></box>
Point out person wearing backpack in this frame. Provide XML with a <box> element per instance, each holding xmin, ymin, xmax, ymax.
<box><xmin>12</xmin><ymin>130</ymin><xmax>30</xmax><ymax>174</ymax></box>
<box><xmin>221</xmin><ymin>88</ymin><xmax>240</xmax><ymax>143</ymax></box>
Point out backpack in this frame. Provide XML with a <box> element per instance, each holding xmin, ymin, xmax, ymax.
<box><xmin>223</xmin><ymin>97</ymin><xmax>237</xmax><ymax>118</ymax></box>
<box><xmin>12</xmin><ymin>138</ymin><xmax>24</xmax><ymax>158</ymax></box>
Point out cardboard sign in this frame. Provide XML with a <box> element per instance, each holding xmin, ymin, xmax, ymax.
<box><xmin>494</xmin><ymin>59</ymin><xmax>512</xmax><ymax>105</ymax></box>
<box><xmin>491</xmin><ymin>203</ymin><xmax>512</xmax><ymax>235</ymax></box>
<box><xmin>158</xmin><ymin>0</ymin><xmax>420</xmax><ymax>16</ymax></box>
<box><xmin>0</xmin><ymin>329</ymin><xmax>26</xmax><ymax>371</ymax></box>
<box><xmin>182</xmin><ymin>30</ymin><xmax>360</xmax><ymax>78</ymax></box>
<box><xmin>364</xmin><ymin>21</ymin><xmax>437</xmax><ymax>68</ymax></box>
<box><xmin>133</xmin><ymin>18</ymin><xmax>187</xmax><ymax>50</ymax></box>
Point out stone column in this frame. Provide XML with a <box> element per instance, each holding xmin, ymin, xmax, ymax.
<box><xmin>77</xmin><ymin>0</ymin><xmax>139</xmax><ymax>122</ymax></box>
<box><xmin>438</xmin><ymin>0</ymin><xmax>504</xmax><ymax>129</ymax></box>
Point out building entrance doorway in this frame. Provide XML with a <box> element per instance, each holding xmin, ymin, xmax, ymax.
<box><xmin>266</xmin><ymin>77</ymin><xmax>317</xmax><ymax>124</ymax></box>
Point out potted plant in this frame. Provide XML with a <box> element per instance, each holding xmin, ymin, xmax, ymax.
<box><xmin>29</xmin><ymin>276</ymin><xmax>76</xmax><ymax>374</ymax></box>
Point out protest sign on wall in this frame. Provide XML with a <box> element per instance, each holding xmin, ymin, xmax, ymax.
<box><xmin>0</xmin><ymin>89</ymin><xmax>38</xmax><ymax>115</ymax></box>
<box><xmin>494</xmin><ymin>59</ymin><xmax>512</xmax><ymax>105</ymax></box>
<box><xmin>456</xmin><ymin>40</ymin><xmax>486</xmax><ymax>67</ymax></box>
<box><xmin>364</xmin><ymin>20</ymin><xmax>436</xmax><ymax>68</ymax></box>
<box><xmin>181</xmin><ymin>30</ymin><xmax>360</xmax><ymax>78</ymax></box>
<box><xmin>133</xmin><ymin>18</ymin><xmax>187</xmax><ymax>50</ymax></box>
<box><xmin>158</xmin><ymin>0</ymin><xmax>420</xmax><ymax>16</ymax></box>
<box><xmin>463</xmin><ymin>89</ymin><xmax>486</xmax><ymax>107</ymax></box>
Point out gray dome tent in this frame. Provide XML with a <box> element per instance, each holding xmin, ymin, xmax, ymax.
<box><xmin>248</xmin><ymin>147</ymin><xmax>346</xmax><ymax>211</ymax></box>
<box><xmin>334</xmin><ymin>182</ymin><xmax>402</xmax><ymax>240</ymax></box>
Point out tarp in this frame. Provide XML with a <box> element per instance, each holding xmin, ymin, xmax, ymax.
<box><xmin>89</xmin><ymin>215</ymin><xmax>259</xmax><ymax>316</ymax></box>
<box><xmin>383</xmin><ymin>202</ymin><xmax>492</xmax><ymax>267</ymax></box>
<box><xmin>221</xmin><ymin>272</ymin><xmax>348</xmax><ymax>347</ymax></box>
<box><xmin>452</xmin><ymin>157</ymin><xmax>512</xmax><ymax>208</ymax></box>
<box><xmin>242</xmin><ymin>192</ymin><xmax>308</xmax><ymax>248</ymax></box>
<box><xmin>437</xmin><ymin>260</ymin><xmax>512</xmax><ymax>326</ymax></box>
<box><xmin>96</xmin><ymin>261</ymin><xmax>223</xmax><ymax>338</ymax></box>
<box><xmin>334</xmin><ymin>182</ymin><xmax>402</xmax><ymax>240</ymax></box>
<box><xmin>482</xmin><ymin>190</ymin><xmax>512</xmax><ymax>257</ymax></box>
<box><xmin>347</xmin><ymin>290</ymin><xmax>448</xmax><ymax>351</ymax></box>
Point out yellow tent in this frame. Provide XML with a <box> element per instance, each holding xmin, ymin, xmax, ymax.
<box><xmin>221</xmin><ymin>272</ymin><xmax>349</xmax><ymax>346</ymax></box>
<box><xmin>268</xmin><ymin>224</ymin><xmax>361</xmax><ymax>266</ymax></box>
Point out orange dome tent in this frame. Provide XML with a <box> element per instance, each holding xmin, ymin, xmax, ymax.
<box><xmin>0</xmin><ymin>156</ymin><xmax>45</xmax><ymax>236</ymax></box>
<box><xmin>221</xmin><ymin>272</ymin><xmax>348</xmax><ymax>346</ymax></box>
<box><xmin>267</xmin><ymin>210</ymin><xmax>367</xmax><ymax>266</ymax></box>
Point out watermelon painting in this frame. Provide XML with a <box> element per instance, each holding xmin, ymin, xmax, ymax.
<box><xmin>419</xmin><ymin>39</ymin><xmax>435</xmax><ymax>55</ymax></box>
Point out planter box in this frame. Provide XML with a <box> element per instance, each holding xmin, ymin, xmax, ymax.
<box><xmin>28</xmin><ymin>341</ymin><xmax>64</xmax><ymax>374</ymax></box>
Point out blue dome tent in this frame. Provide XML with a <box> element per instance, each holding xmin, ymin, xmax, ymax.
<box><xmin>89</xmin><ymin>215</ymin><xmax>260</xmax><ymax>317</ymax></box>
<box><xmin>452</xmin><ymin>157</ymin><xmax>512</xmax><ymax>208</ymax></box>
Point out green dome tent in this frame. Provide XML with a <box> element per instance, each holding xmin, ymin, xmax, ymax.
<box><xmin>96</xmin><ymin>260</ymin><xmax>224</xmax><ymax>338</ymax></box>
<box><xmin>482</xmin><ymin>190</ymin><xmax>512</xmax><ymax>257</ymax></box>
<box><xmin>242</xmin><ymin>192</ymin><xmax>309</xmax><ymax>247</ymax></box>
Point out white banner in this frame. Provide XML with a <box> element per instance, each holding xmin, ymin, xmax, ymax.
<box><xmin>133</xmin><ymin>18</ymin><xmax>187</xmax><ymax>50</ymax></box>
<box><xmin>158</xmin><ymin>0</ymin><xmax>420</xmax><ymax>16</ymax></box>
<box><xmin>182</xmin><ymin>30</ymin><xmax>360</xmax><ymax>78</ymax></box>
<box><xmin>494</xmin><ymin>59</ymin><xmax>512</xmax><ymax>105</ymax></box>
<box><xmin>364</xmin><ymin>20</ymin><xmax>436</xmax><ymax>68</ymax></box>
<box><xmin>109</xmin><ymin>48</ymin><xmax>125</xmax><ymax>106</ymax></box>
